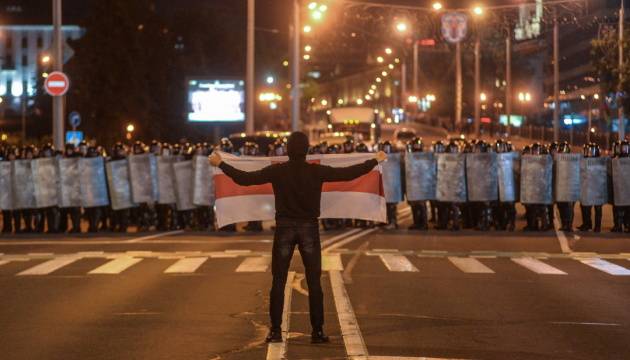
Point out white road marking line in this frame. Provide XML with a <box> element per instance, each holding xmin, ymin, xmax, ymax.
<box><xmin>88</xmin><ymin>257</ymin><xmax>143</xmax><ymax>274</ymax></box>
<box><xmin>17</xmin><ymin>256</ymin><xmax>82</xmax><ymax>276</ymax></box>
<box><xmin>511</xmin><ymin>257</ymin><xmax>567</xmax><ymax>275</ymax></box>
<box><xmin>124</xmin><ymin>230</ymin><xmax>184</xmax><ymax>243</ymax></box>
<box><xmin>579</xmin><ymin>258</ymin><xmax>630</xmax><ymax>276</ymax></box>
<box><xmin>266</xmin><ymin>271</ymin><xmax>295</xmax><ymax>360</ymax></box>
<box><xmin>323</xmin><ymin>228</ymin><xmax>377</xmax><ymax>253</ymax></box>
<box><xmin>236</xmin><ymin>256</ymin><xmax>271</xmax><ymax>272</ymax></box>
<box><xmin>553</xmin><ymin>209</ymin><xmax>571</xmax><ymax>253</ymax></box>
<box><xmin>549</xmin><ymin>321</ymin><xmax>622</xmax><ymax>327</ymax></box>
<box><xmin>320</xmin><ymin>228</ymin><xmax>363</xmax><ymax>248</ymax></box>
<box><xmin>322</xmin><ymin>254</ymin><xmax>344</xmax><ymax>271</ymax></box>
<box><xmin>369</xmin><ymin>357</ymin><xmax>466</xmax><ymax>360</ymax></box>
<box><xmin>164</xmin><ymin>257</ymin><xmax>208</xmax><ymax>274</ymax></box>
<box><xmin>378</xmin><ymin>254</ymin><xmax>419</xmax><ymax>272</ymax></box>
<box><xmin>330</xmin><ymin>270</ymin><xmax>368</xmax><ymax>358</ymax></box>
<box><xmin>0</xmin><ymin>260</ymin><xmax>10</xmax><ymax>266</ymax></box>
<box><xmin>448</xmin><ymin>257</ymin><xmax>494</xmax><ymax>274</ymax></box>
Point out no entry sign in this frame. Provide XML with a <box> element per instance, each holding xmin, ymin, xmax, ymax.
<box><xmin>44</xmin><ymin>71</ymin><xmax>70</xmax><ymax>96</ymax></box>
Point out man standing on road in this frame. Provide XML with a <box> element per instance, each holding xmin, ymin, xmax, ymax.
<box><xmin>209</xmin><ymin>131</ymin><xmax>386</xmax><ymax>344</ymax></box>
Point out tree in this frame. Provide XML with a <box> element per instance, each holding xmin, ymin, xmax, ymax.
<box><xmin>591</xmin><ymin>25</ymin><xmax>630</xmax><ymax>113</ymax></box>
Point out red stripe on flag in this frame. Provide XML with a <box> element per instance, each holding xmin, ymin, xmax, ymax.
<box><xmin>322</xmin><ymin>171</ymin><xmax>383</xmax><ymax>196</ymax></box>
<box><xmin>214</xmin><ymin>174</ymin><xmax>274</xmax><ymax>198</ymax></box>
<box><xmin>214</xmin><ymin>170</ymin><xmax>383</xmax><ymax>199</ymax></box>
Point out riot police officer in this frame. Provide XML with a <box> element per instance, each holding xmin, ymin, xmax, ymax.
<box><xmin>431</xmin><ymin>141</ymin><xmax>446</xmax><ymax>228</ymax></box>
<box><xmin>0</xmin><ymin>147</ymin><xmax>11</xmax><ymax>234</ymax></box>
<box><xmin>34</xmin><ymin>143</ymin><xmax>60</xmax><ymax>233</ymax></box>
<box><xmin>472</xmin><ymin>140</ymin><xmax>494</xmax><ymax>231</ymax></box>
<box><xmin>84</xmin><ymin>146</ymin><xmax>103</xmax><ymax>233</ymax></box>
<box><xmin>442</xmin><ymin>140</ymin><xmax>463</xmax><ymax>231</ymax></box>
<box><xmin>620</xmin><ymin>140</ymin><xmax>630</xmax><ymax>232</ymax></box>
<box><xmin>610</xmin><ymin>141</ymin><xmax>624</xmax><ymax>232</ymax></box>
<box><xmin>19</xmin><ymin>145</ymin><xmax>36</xmax><ymax>233</ymax></box>
<box><xmin>555</xmin><ymin>142</ymin><xmax>575</xmax><ymax>232</ymax></box>
<box><xmin>527</xmin><ymin>143</ymin><xmax>552</xmax><ymax>231</ymax></box>
<box><xmin>494</xmin><ymin>140</ymin><xmax>516</xmax><ymax>231</ymax></box>
<box><xmin>58</xmin><ymin>143</ymin><xmax>82</xmax><ymax>233</ymax></box>
<box><xmin>342</xmin><ymin>138</ymin><xmax>354</xmax><ymax>154</ymax></box>
<box><xmin>109</xmin><ymin>143</ymin><xmax>130</xmax><ymax>232</ymax></box>
<box><xmin>579</xmin><ymin>143</ymin><xmax>603</xmax><ymax>233</ymax></box>
<box><xmin>406</xmin><ymin>137</ymin><xmax>428</xmax><ymax>230</ymax></box>
<box><xmin>378</xmin><ymin>140</ymin><xmax>401</xmax><ymax>228</ymax></box>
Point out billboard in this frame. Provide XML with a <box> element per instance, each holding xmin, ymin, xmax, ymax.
<box><xmin>187</xmin><ymin>79</ymin><xmax>245</xmax><ymax>122</ymax></box>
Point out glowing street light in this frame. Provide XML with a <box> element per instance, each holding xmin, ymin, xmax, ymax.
<box><xmin>282</xmin><ymin>60</ymin><xmax>289</xmax><ymax>67</ymax></box>
<box><xmin>432</xmin><ymin>2</ymin><xmax>443</xmax><ymax>11</ymax></box>
<box><xmin>303</xmin><ymin>25</ymin><xmax>312</xmax><ymax>33</ymax></box>
<box><xmin>388</xmin><ymin>64</ymin><xmax>395</xmax><ymax>70</ymax></box>
<box><xmin>480</xmin><ymin>92</ymin><xmax>487</xmax><ymax>102</ymax></box>
<box><xmin>385</xmin><ymin>47</ymin><xmax>393</xmax><ymax>55</ymax></box>
<box><xmin>41</xmin><ymin>55</ymin><xmax>51</xmax><ymax>64</ymax></box>
<box><xmin>381</xmin><ymin>71</ymin><xmax>388</xmax><ymax>77</ymax></box>
<box><xmin>126</xmin><ymin>124</ymin><xmax>135</xmax><ymax>133</ymax></box>
<box><xmin>371</xmin><ymin>84</ymin><xmax>377</xmax><ymax>90</ymax></box>
<box><xmin>303</xmin><ymin>54</ymin><xmax>311</xmax><ymax>60</ymax></box>
<box><xmin>376</xmin><ymin>77</ymin><xmax>382</xmax><ymax>83</ymax></box>
<box><xmin>337</xmin><ymin>98</ymin><xmax>344</xmax><ymax>105</ymax></box>
<box><xmin>304</xmin><ymin>45</ymin><xmax>312</xmax><ymax>52</ymax></box>
<box><xmin>308</xmin><ymin>2</ymin><xmax>317</xmax><ymax>10</ymax></box>
<box><xmin>593</xmin><ymin>93</ymin><xmax>600</xmax><ymax>100</ymax></box>
<box><xmin>311</xmin><ymin>10</ymin><xmax>323</xmax><ymax>21</ymax></box>
<box><xmin>518</xmin><ymin>92</ymin><xmax>531</xmax><ymax>102</ymax></box>
<box><xmin>395</xmin><ymin>21</ymin><xmax>408</xmax><ymax>33</ymax></box>
<box><xmin>356</xmin><ymin>98</ymin><xmax>364</xmax><ymax>105</ymax></box>
<box><xmin>472</xmin><ymin>6</ymin><xmax>483</xmax><ymax>16</ymax></box>
<box><xmin>376</xmin><ymin>56</ymin><xmax>384</xmax><ymax>63</ymax></box>
<box><xmin>426</xmin><ymin>94</ymin><xmax>436</xmax><ymax>102</ymax></box>
<box><xmin>266</xmin><ymin>75</ymin><xmax>275</xmax><ymax>84</ymax></box>
<box><xmin>408</xmin><ymin>95</ymin><xmax>419</xmax><ymax>103</ymax></box>
<box><xmin>320</xmin><ymin>99</ymin><xmax>328</xmax><ymax>106</ymax></box>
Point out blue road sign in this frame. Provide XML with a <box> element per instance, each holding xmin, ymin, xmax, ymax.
<box><xmin>65</xmin><ymin>131</ymin><xmax>83</xmax><ymax>145</ymax></box>
<box><xmin>68</xmin><ymin>111</ymin><xmax>81</xmax><ymax>128</ymax></box>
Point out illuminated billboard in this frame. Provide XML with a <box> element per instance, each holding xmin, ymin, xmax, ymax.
<box><xmin>187</xmin><ymin>79</ymin><xmax>245</xmax><ymax>122</ymax></box>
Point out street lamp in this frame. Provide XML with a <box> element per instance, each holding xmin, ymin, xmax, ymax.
<box><xmin>41</xmin><ymin>54</ymin><xmax>51</xmax><ymax>64</ymax></box>
<box><xmin>126</xmin><ymin>123</ymin><xmax>135</xmax><ymax>140</ymax></box>
<box><xmin>432</xmin><ymin>2</ymin><xmax>443</xmax><ymax>11</ymax></box>
<box><xmin>303</xmin><ymin>25</ymin><xmax>312</xmax><ymax>33</ymax></box>
<box><xmin>480</xmin><ymin>92</ymin><xmax>487</xmax><ymax>102</ymax></box>
<box><xmin>472</xmin><ymin>6</ymin><xmax>483</xmax><ymax>16</ymax></box>
<box><xmin>304</xmin><ymin>45</ymin><xmax>312</xmax><ymax>52</ymax></box>
<box><xmin>376</xmin><ymin>56</ymin><xmax>384</xmax><ymax>63</ymax></box>
<box><xmin>385</xmin><ymin>47</ymin><xmax>393</xmax><ymax>55</ymax></box>
<box><xmin>395</xmin><ymin>21</ymin><xmax>408</xmax><ymax>33</ymax></box>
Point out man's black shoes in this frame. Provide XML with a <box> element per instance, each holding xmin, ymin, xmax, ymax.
<box><xmin>311</xmin><ymin>330</ymin><xmax>330</xmax><ymax>344</ymax></box>
<box><xmin>265</xmin><ymin>329</ymin><xmax>282</xmax><ymax>343</ymax></box>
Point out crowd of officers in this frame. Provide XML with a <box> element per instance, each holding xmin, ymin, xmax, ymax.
<box><xmin>0</xmin><ymin>136</ymin><xmax>627</xmax><ymax>235</ymax></box>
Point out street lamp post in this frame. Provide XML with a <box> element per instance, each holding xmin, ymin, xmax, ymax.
<box><xmin>290</xmin><ymin>0</ymin><xmax>301</xmax><ymax>132</ymax></box>
<box><xmin>246</xmin><ymin>0</ymin><xmax>255</xmax><ymax>134</ymax></box>
<box><xmin>52</xmin><ymin>0</ymin><xmax>64</xmax><ymax>149</ymax></box>
<box><xmin>505</xmin><ymin>27</ymin><xmax>512</xmax><ymax>136</ymax></box>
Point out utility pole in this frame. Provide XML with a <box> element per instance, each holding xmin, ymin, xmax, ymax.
<box><xmin>553</xmin><ymin>12</ymin><xmax>560</xmax><ymax>142</ymax></box>
<box><xmin>455</xmin><ymin>41</ymin><xmax>462</xmax><ymax>132</ymax></box>
<box><xmin>505</xmin><ymin>27</ymin><xmax>512</xmax><ymax>136</ymax></box>
<box><xmin>412</xmin><ymin>40</ymin><xmax>419</xmax><ymax>96</ymax></box>
<box><xmin>401</xmin><ymin>60</ymin><xmax>407</xmax><ymax>108</ymax></box>
<box><xmin>52</xmin><ymin>0</ymin><xmax>64</xmax><ymax>149</ymax></box>
<box><xmin>619</xmin><ymin>0</ymin><xmax>625</xmax><ymax>140</ymax></box>
<box><xmin>474</xmin><ymin>35</ymin><xmax>481</xmax><ymax>136</ymax></box>
<box><xmin>245</xmin><ymin>0</ymin><xmax>255</xmax><ymax>134</ymax></box>
<box><xmin>290</xmin><ymin>0</ymin><xmax>300</xmax><ymax>132</ymax></box>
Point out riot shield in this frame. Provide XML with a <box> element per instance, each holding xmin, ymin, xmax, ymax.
<box><xmin>520</xmin><ymin>155</ymin><xmax>553</xmax><ymax>205</ymax></box>
<box><xmin>173</xmin><ymin>160</ymin><xmax>195</xmax><ymax>211</ymax></box>
<box><xmin>497</xmin><ymin>152</ymin><xmax>519</xmax><ymax>202</ymax></box>
<box><xmin>580</xmin><ymin>157</ymin><xmax>608</xmax><ymax>206</ymax></box>
<box><xmin>57</xmin><ymin>158</ymin><xmax>81</xmax><ymax>208</ymax></box>
<box><xmin>156</xmin><ymin>156</ymin><xmax>176</xmax><ymax>204</ymax></box>
<box><xmin>436</xmin><ymin>153</ymin><xmax>467</xmax><ymax>203</ymax></box>
<box><xmin>105</xmin><ymin>159</ymin><xmax>134</xmax><ymax>210</ymax></box>
<box><xmin>612</xmin><ymin>157</ymin><xmax>630</xmax><ymax>206</ymax></box>
<box><xmin>128</xmin><ymin>153</ymin><xmax>156</xmax><ymax>204</ymax></box>
<box><xmin>554</xmin><ymin>153</ymin><xmax>581</xmax><ymax>202</ymax></box>
<box><xmin>79</xmin><ymin>157</ymin><xmax>110</xmax><ymax>208</ymax></box>
<box><xmin>31</xmin><ymin>157</ymin><xmax>59</xmax><ymax>208</ymax></box>
<box><xmin>192</xmin><ymin>155</ymin><xmax>215</xmax><ymax>207</ymax></box>
<box><xmin>381</xmin><ymin>153</ymin><xmax>402</xmax><ymax>203</ymax></box>
<box><xmin>150</xmin><ymin>154</ymin><xmax>159</xmax><ymax>202</ymax></box>
<box><xmin>12</xmin><ymin>160</ymin><xmax>35</xmax><ymax>209</ymax></box>
<box><xmin>466</xmin><ymin>152</ymin><xmax>498</xmax><ymax>202</ymax></box>
<box><xmin>404</xmin><ymin>152</ymin><xmax>436</xmax><ymax>201</ymax></box>
<box><xmin>0</xmin><ymin>162</ymin><xmax>13</xmax><ymax>210</ymax></box>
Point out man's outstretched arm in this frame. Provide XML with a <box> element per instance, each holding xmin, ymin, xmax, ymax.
<box><xmin>319</xmin><ymin>151</ymin><xmax>387</xmax><ymax>182</ymax></box>
<box><xmin>210</xmin><ymin>152</ymin><xmax>273</xmax><ymax>186</ymax></box>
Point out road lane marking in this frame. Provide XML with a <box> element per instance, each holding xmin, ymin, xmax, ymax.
<box><xmin>320</xmin><ymin>228</ymin><xmax>363</xmax><ymax>248</ymax></box>
<box><xmin>579</xmin><ymin>258</ymin><xmax>630</xmax><ymax>276</ymax></box>
<box><xmin>88</xmin><ymin>257</ymin><xmax>143</xmax><ymax>274</ymax></box>
<box><xmin>0</xmin><ymin>260</ymin><xmax>10</xmax><ymax>266</ymax></box>
<box><xmin>378</xmin><ymin>254</ymin><xmax>418</xmax><ymax>272</ymax></box>
<box><xmin>549</xmin><ymin>321</ymin><xmax>622</xmax><ymax>327</ymax></box>
<box><xmin>124</xmin><ymin>230</ymin><xmax>184</xmax><ymax>243</ymax></box>
<box><xmin>266</xmin><ymin>271</ymin><xmax>295</xmax><ymax>360</ymax></box>
<box><xmin>343</xmin><ymin>241</ymin><xmax>370</xmax><ymax>284</ymax></box>
<box><xmin>236</xmin><ymin>256</ymin><xmax>271</xmax><ymax>272</ymax></box>
<box><xmin>553</xmin><ymin>209</ymin><xmax>572</xmax><ymax>253</ymax></box>
<box><xmin>323</xmin><ymin>228</ymin><xmax>377</xmax><ymax>253</ymax></box>
<box><xmin>17</xmin><ymin>256</ymin><xmax>82</xmax><ymax>276</ymax></box>
<box><xmin>511</xmin><ymin>257</ymin><xmax>567</xmax><ymax>275</ymax></box>
<box><xmin>448</xmin><ymin>257</ymin><xmax>494</xmax><ymax>274</ymax></box>
<box><xmin>330</xmin><ymin>270</ymin><xmax>368</xmax><ymax>358</ymax></box>
<box><xmin>322</xmin><ymin>254</ymin><xmax>344</xmax><ymax>271</ymax></box>
<box><xmin>164</xmin><ymin>257</ymin><xmax>208</xmax><ymax>274</ymax></box>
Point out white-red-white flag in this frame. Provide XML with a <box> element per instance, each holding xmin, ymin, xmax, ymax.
<box><xmin>213</xmin><ymin>152</ymin><xmax>386</xmax><ymax>227</ymax></box>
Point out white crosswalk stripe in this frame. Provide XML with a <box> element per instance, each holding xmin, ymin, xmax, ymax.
<box><xmin>164</xmin><ymin>257</ymin><xmax>208</xmax><ymax>274</ymax></box>
<box><xmin>511</xmin><ymin>257</ymin><xmax>567</xmax><ymax>275</ymax></box>
<box><xmin>579</xmin><ymin>258</ymin><xmax>630</xmax><ymax>276</ymax></box>
<box><xmin>236</xmin><ymin>256</ymin><xmax>271</xmax><ymax>272</ymax></box>
<box><xmin>322</xmin><ymin>254</ymin><xmax>344</xmax><ymax>271</ymax></box>
<box><xmin>88</xmin><ymin>257</ymin><xmax>143</xmax><ymax>274</ymax></box>
<box><xmin>378</xmin><ymin>254</ymin><xmax>419</xmax><ymax>272</ymax></box>
<box><xmin>0</xmin><ymin>260</ymin><xmax>10</xmax><ymax>267</ymax></box>
<box><xmin>17</xmin><ymin>256</ymin><xmax>81</xmax><ymax>276</ymax></box>
<box><xmin>448</xmin><ymin>257</ymin><xmax>494</xmax><ymax>274</ymax></box>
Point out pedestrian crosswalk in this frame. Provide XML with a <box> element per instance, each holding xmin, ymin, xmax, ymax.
<box><xmin>1</xmin><ymin>251</ymin><xmax>630</xmax><ymax>277</ymax></box>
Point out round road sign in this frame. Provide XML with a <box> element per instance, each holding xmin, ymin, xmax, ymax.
<box><xmin>68</xmin><ymin>111</ymin><xmax>81</xmax><ymax>128</ymax></box>
<box><xmin>44</xmin><ymin>71</ymin><xmax>70</xmax><ymax>96</ymax></box>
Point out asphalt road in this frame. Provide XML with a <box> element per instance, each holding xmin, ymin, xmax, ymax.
<box><xmin>0</xmin><ymin>205</ymin><xmax>629</xmax><ymax>360</ymax></box>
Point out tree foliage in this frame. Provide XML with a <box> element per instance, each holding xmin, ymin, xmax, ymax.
<box><xmin>591</xmin><ymin>25</ymin><xmax>630</xmax><ymax>110</ymax></box>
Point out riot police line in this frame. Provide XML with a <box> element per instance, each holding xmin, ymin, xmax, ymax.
<box><xmin>1</xmin><ymin>135</ymin><xmax>628</xmax><ymax>235</ymax></box>
<box><xmin>379</xmin><ymin>137</ymin><xmax>629</xmax><ymax>233</ymax></box>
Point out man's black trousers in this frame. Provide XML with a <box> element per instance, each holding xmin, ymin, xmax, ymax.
<box><xmin>270</xmin><ymin>219</ymin><xmax>323</xmax><ymax>331</ymax></box>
